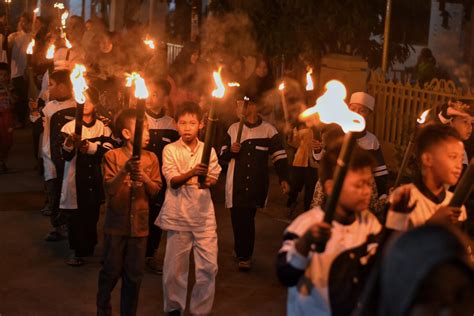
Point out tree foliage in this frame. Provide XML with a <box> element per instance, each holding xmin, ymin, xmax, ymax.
<box><xmin>208</xmin><ymin>0</ymin><xmax>446</xmax><ymax>68</ymax></box>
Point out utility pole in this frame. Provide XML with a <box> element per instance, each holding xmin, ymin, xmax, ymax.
<box><xmin>382</xmin><ymin>0</ymin><xmax>393</xmax><ymax>74</ymax></box>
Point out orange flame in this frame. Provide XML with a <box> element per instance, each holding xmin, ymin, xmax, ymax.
<box><xmin>26</xmin><ymin>39</ymin><xmax>35</xmax><ymax>55</ymax></box>
<box><xmin>305</xmin><ymin>67</ymin><xmax>314</xmax><ymax>91</ymax></box>
<box><xmin>125</xmin><ymin>72</ymin><xmax>140</xmax><ymax>88</ymax></box>
<box><xmin>228</xmin><ymin>82</ymin><xmax>240</xmax><ymax>87</ymax></box>
<box><xmin>278</xmin><ymin>82</ymin><xmax>285</xmax><ymax>91</ymax></box>
<box><xmin>54</xmin><ymin>2</ymin><xmax>64</xmax><ymax>10</ymax></box>
<box><xmin>61</xmin><ymin>11</ymin><xmax>69</xmax><ymax>28</ymax></box>
<box><xmin>211</xmin><ymin>68</ymin><xmax>225</xmax><ymax>99</ymax></box>
<box><xmin>299</xmin><ymin>80</ymin><xmax>365</xmax><ymax>133</ymax></box>
<box><xmin>417</xmin><ymin>109</ymin><xmax>430</xmax><ymax>124</ymax></box>
<box><xmin>144</xmin><ymin>39</ymin><xmax>155</xmax><ymax>49</ymax></box>
<box><xmin>70</xmin><ymin>64</ymin><xmax>88</xmax><ymax>104</ymax></box>
<box><xmin>133</xmin><ymin>74</ymin><xmax>149</xmax><ymax>99</ymax></box>
<box><xmin>46</xmin><ymin>44</ymin><xmax>55</xmax><ymax>60</ymax></box>
<box><xmin>33</xmin><ymin>7</ymin><xmax>39</xmax><ymax>15</ymax></box>
<box><xmin>65</xmin><ymin>37</ymin><xmax>72</xmax><ymax>49</ymax></box>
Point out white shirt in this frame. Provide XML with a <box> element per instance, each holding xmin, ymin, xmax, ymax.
<box><xmin>9</xmin><ymin>31</ymin><xmax>32</xmax><ymax>79</ymax></box>
<box><xmin>156</xmin><ymin>138</ymin><xmax>222</xmax><ymax>231</ymax></box>
<box><xmin>40</xmin><ymin>99</ymin><xmax>76</xmax><ymax>181</ymax></box>
<box><xmin>386</xmin><ymin>183</ymin><xmax>467</xmax><ymax>231</ymax></box>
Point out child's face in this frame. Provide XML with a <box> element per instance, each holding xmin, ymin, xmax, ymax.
<box><xmin>450</xmin><ymin>116</ymin><xmax>472</xmax><ymax>141</ymax></box>
<box><xmin>49</xmin><ymin>80</ymin><xmax>67</xmax><ymax>100</ymax></box>
<box><xmin>146</xmin><ymin>85</ymin><xmax>167</xmax><ymax>113</ymax></box>
<box><xmin>245</xmin><ymin>103</ymin><xmax>258</xmax><ymax>117</ymax></box>
<box><xmin>177</xmin><ymin>113</ymin><xmax>202</xmax><ymax>143</ymax></box>
<box><xmin>122</xmin><ymin>118</ymin><xmax>150</xmax><ymax>148</ymax></box>
<box><xmin>349</xmin><ymin>103</ymin><xmax>372</xmax><ymax>119</ymax></box>
<box><xmin>83</xmin><ymin>100</ymin><xmax>95</xmax><ymax>115</ymax></box>
<box><xmin>337</xmin><ymin>167</ymin><xmax>373</xmax><ymax>213</ymax></box>
<box><xmin>0</xmin><ymin>70</ymin><xmax>9</xmax><ymax>83</ymax></box>
<box><xmin>423</xmin><ymin>139</ymin><xmax>465</xmax><ymax>186</ymax></box>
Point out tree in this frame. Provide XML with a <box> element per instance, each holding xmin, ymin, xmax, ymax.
<box><xmin>208</xmin><ymin>0</ymin><xmax>465</xmax><ymax>69</ymax></box>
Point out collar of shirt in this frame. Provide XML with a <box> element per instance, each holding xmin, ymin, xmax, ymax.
<box><xmin>146</xmin><ymin>109</ymin><xmax>165</xmax><ymax>119</ymax></box>
<box><xmin>178</xmin><ymin>138</ymin><xmax>202</xmax><ymax>155</ymax></box>
<box><xmin>83</xmin><ymin>115</ymin><xmax>97</xmax><ymax>128</ymax></box>
<box><xmin>414</xmin><ymin>176</ymin><xmax>446</xmax><ymax>204</ymax></box>
<box><xmin>244</xmin><ymin>116</ymin><xmax>263</xmax><ymax>128</ymax></box>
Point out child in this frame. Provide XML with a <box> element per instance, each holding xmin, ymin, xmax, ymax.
<box><xmin>220</xmin><ymin>99</ymin><xmax>290</xmax><ymax>271</ymax></box>
<box><xmin>386</xmin><ymin>124</ymin><xmax>467</xmax><ymax>231</ymax></box>
<box><xmin>30</xmin><ymin>70</ymin><xmax>77</xmax><ymax>241</ymax></box>
<box><xmin>59</xmin><ymin>87</ymin><xmax>115</xmax><ymax>266</ymax></box>
<box><xmin>276</xmin><ymin>144</ymin><xmax>382</xmax><ymax>316</ymax></box>
<box><xmin>97</xmin><ymin>109</ymin><xmax>162</xmax><ymax>316</ymax></box>
<box><xmin>143</xmin><ymin>78</ymin><xmax>179</xmax><ymax>274</ymax></box>
<box><xmin>0</xmin><ymin>63</ymin><xmax>15</xmax><ymax>173</ymax></box>
<box><xmin>349</xmin><ymin>92</ymin><xmax>389</xmax><ymax>197</ymax></box>
<box><xmin>156</xmin><ymin>102</ymin><xmax>221</xmax><ymax>316</ymax></box>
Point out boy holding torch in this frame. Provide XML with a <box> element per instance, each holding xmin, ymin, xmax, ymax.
<box><xmin>97</xmin><ymin>108</ymin><xmax>161</xmax><ymax>316</ymax></box>
<box><xmin>220</xmin><ymin>97</ymin><xmax>290</xmax><ymax>271</ymax></box>
<box><xmin>155</xmin><ymin>102</ymin><xmax>221</xmax><ymax>316</ymax></box>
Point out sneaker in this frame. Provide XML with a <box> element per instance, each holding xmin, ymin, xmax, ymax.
<box><xmin>44</xmin><ymin>230</ymin><xmax>67</xmax><ymax>242</ymax></box>
<box><xmin>66</xmin><ymin>254</ymin><xmax>84</xmax><ymax>266</ymax></box>
<box><xmin>146</xmin><ymin>257</ymin><xmax>163</xmax><ymax>275</ymax></box>
<box><xmin>238</xmin><ymin>259</ymin><xmax>252</xmax><ymax>272</ymax></box>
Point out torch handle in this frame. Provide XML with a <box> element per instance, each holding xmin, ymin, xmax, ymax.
<box><xmin>449</xmin><ymin>158</ymin><xmax>474</xmax><ymax>207</ymax></box>
<box><xmin>200</xmin><ymin>104</ymin><xmax>218</xmax><ymax>184</ymax></box>
<box><xmin>236</xmin><ymin>117</ymin><xmax>245</xmax><ymax>143</ymax></box>
<box><xmin>74</xmin><ymin>103</ymin><xmax>84</xmax><ymax>137</ymax></box>
<box><xmin>316</xmin><ymin>132</ymin><xmax>357</xmax><ymax>253</ymax></box>
<box><xmin>393</xmin><ymin>137</ymin><xmax>416</xmax><ymax>189</ymax></box>
<box><xmin>27</xmin><ymin>66</ymin><xmax>38</xmax><ymax>101</ymax></box>
<box><xmin>132</xmin><ymin>100</ymin><xmax>145</xmax><ymax>159</ymax></box>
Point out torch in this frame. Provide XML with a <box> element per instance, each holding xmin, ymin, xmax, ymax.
<box><xmin>299</xmin><ymin>80</ymin><xmax>366</xmax><ymax>252</ymax></box>
<box><xmin>393</xmin><ymin>109</ymin><xmax>430</xmax><ymax>188</ymax></box>
<box><xmin>65</xmin><ymin>37</ymin><xmax>72</xmax><ymax>61</ymax></box>
<box><xmin>305</xmin><ymin>67</ymin><xmax>321</xmax><ymax>141</ymax></box>
<box><xmin>200</xmin><ymin>68</ymin><xmax>225</xmax><ymax>184</ymax></box>
<box><xmin>46</xmin><ymin>44</ymin><xmax>56</xmax><ymax>74</ymax></box>
<box><xmin>278</xmin><ymin>82</ymin><xmax>289</xmax><ymax>127</ymax></box>
<box><xmin>236</xmin><ymin>96</ymin><xmax>249</xmax><ymax>143</ymax></box>
<box><xmin>131</xmin><ymin>74</ymin><xmax>149</xmax><ymax>159</ymax></box>
<box><xmin>124</xmin><ymin>72</ymin><xmax>139</xmax><ymax>108</ymax></box>
<box><xmin>449</xmin><ymin>158</ymin><xmax>474</xmax><ymax>207</ymax></box>
<box><xmin>144</xmin><ymin>38</ymin><xmax>156</xmax><ymax>50</ymax></box>
<box><xmin>32</xmin><ymin>7</ymin><xmax>39</xmax><ymax>32</ymax></box>
<box><xmin>26</xmin><ymin>39</ymin><xmax>38</xmax><ymax>100</ymax></box>
<box><xmin>70</xmin><ymin>64</ymin><xmax>88</xmax><ymax>139</ymax></box>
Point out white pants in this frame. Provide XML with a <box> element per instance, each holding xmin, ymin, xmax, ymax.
<box><xmin>163</xmin><ymin>230</ymin><xmax>218</xmax><ymax>315</ymax></box>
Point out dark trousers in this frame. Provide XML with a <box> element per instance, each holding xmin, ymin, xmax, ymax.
<box><xmin>97</xmin><ymin>235</ymin><xmax>147</xmax><ymax>316</ymax></box>
<box><xmin>45</xmin><ymin>178</ymin><xmax>65</xmax><ymax>228</ymax></box>
<box><xmin>63</xmin><ymin>204</ymin><xmax>100</xmax><ymax>257</ymax></box>
<box><xmin>230</xmin><ymin>207</ymin><xmax>257</xmax><ymax>260</ymax></box>
<box><xmin>12</xmin><ymin>76</ymin><xmax>28</xmax><ymax>125</ymax></box>
<box><xmin>146</xmin><ymin>203</ymin><xmax>162</xmax><ymax>257</ymax></box>
<box><xmin>287</xmin><ymin>166</ymin><xmax>318</xmax><ymax>211</ymax></box>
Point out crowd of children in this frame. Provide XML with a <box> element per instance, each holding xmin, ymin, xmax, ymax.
<box><xmin>0</xmin><ymin>6</ymin><xmax>473</xmax><ymax>316</ymax></box>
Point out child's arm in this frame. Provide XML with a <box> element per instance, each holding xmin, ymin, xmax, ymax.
<box><xmin>269</xmin><ymin>132</ymin><xmax>291</xmax><ymax>194</ymax></box>
<box><xmin>170</xmin><ymin>164</ymin><xmax>208</xmax><ymax>189</ymax></box>
<box><xmin>200</xmin><ymin>147</ymin><xmax>222</xmax><ymax>189</ymax></box>
<box><xmin>219</xmin><ymin>131</ymin><xmax>238</xmax><ymax>162</ymax></box>
<box><xmin>161</xmin><ymin>145</ymin><xmax>207</xmax><ymax>189</ymax></box>
<box><xmin>102</xmin><ymin>152</ymin><xmax>129</xmax><ymax>196</ymax></box>
<box><xmin>276</xmin><ymin>221</ymin><xmax>331</xmax><ymax>287</ymax></box>
<box><xmin>131</xmin><ymin>156</ymin><xmax>162</xmax><ymax>197</ymax></box>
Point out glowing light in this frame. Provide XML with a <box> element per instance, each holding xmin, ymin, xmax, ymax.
<box><xmin>125</xmin><ymin>72</ymin><xmax>140</xmax><ymax>88</ymax></box>
<box><xmin>144</xmin><ymin>39</ymin><xmax>155</xmax><ymax>49</ymax></box>
<box><xmin>244</xmin><ymin>96</ymin><xmax>249</xmax><ymax>101</ymax></box>
<box><xmin>70</xmin><ymin>64</ymin><xmax>88</xmax><ymax>104</ymax></box>
<box><xmin>133</xmin><ymin>74</ymin><xmax>149</xmax><ymax>99</ymax></box>
<box><xmin>211</xmin><ymin>68</ymin><xmax>225</xmax><ymax>99</ymax></box>
<box><xmin>299</xmin><ymin>80</ymin><xmax>365</xmax><ymax>133</ymax></box>
<box><xmin>61</xmin><ymin>11</ymin><xmax>69</xmax><ymax>29</ymax></box>
<box><xmin>33</xmin><ymin>7</ymin><xmax>40</xmax><ymax>14</ymax></box>
<box><xmin>228</xmin><ymin>82</ymin><xmax>240</xmax><ymax>87</ymax></box>
<box><xmin>26</xmin><ymin>39</ymin><xmax>35</xmax><ymax>55</ymax></box>
<box><xmin>417</xmin><ymin>109</ymin><xmax>430</xmax><ymax>124</ymax></box>
<box><xmin>65</xmin><ymin>37</ymin><xmax>72</xmax><ymax>49</ymax></box>
<box><xmin>278</xmin><ymin>82</ymin><xmax>285</xmax><ymax>91</ymax></box>
<box><xmin>46</xmin><ymin>44</ymin><xmax>56</xmax><ymax>60</ymax></box>
<box><xmin>305</xmin><ymin>67</ymin><xmax>314</xmax><ymax>91</ymax></box>
<box><xmin>54</xmin><ymin>2</ymin><xmax>65</xmax><ymax>10</ymax></box>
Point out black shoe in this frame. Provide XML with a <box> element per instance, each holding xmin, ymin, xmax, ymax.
<box><xmin>166</xmin><ymin>310</ymin><xmax>181</xmax><ymax>316</ymax></box>
<box><xmin>238</xmin><ymin>258</ymin><xmax>252</xmax><ymax>272</ymax></box>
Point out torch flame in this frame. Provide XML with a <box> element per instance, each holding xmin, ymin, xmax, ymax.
<box><xmin>54</xmin><ymin>2</ymin><xmax>65</xmax><ymax>10</ymax></box>
<box><xmin>305</xmin><ymin>67</ymin><xmax>314</xmax><ymax>91</ymax></box>
<box><xmin>46</xmin><ymin>44</ymin><xmax>55</xmax><ymax>60</ymax></box>
<box><xmin>211</xmin><ymin>68</ymin><xmax>225</xmax><ymax>99</ymax></box>
<box><xmin>144</xmin><ymin>39</ymin><xmax>155</xmax><ymax>49</ymax></box>
<box><xmin>61</xmin><ymin>11</ymin><xmax>69</xmax><ymax>28</ymax></box>
<box><xmin>133</xmin><ymin>75</ymin><xmax>149</xmax><ymax>100</ymax></box>
<box><xmin>26</xmin><ymin>39</ymin><xmax>35</xmax><ymax>55</ymax></box>
<box><xmin>278</xmin><ymin>82</ymin><xmax>285</xmax><ymax>91</ymax></box>
<box><xmin>228</xmin><ymin>82</ymin><xmax>240</xmax><ymax>87</ymax></box>
<box><xmin>125</xmin><ymin>72</ymin><xmax>140</xmax><ymax>88</ymax></box>
<box><xmin>33</xmin><ymin>7</ymin><xmax>39</xmax><ymax>14</ymax></box>
<box><xmin>70</xmin><ymin>64</ymin><xmax>88</xmax><ymax>104</ymax></box>
<box><xmin>65</xmin><ymin>37</ymin><xmax>72</xmax><ymax>49</ymax></box>
<box><xmin>417</xmin><ymin>109</ymin><xmax>430</xmax><ymax>124</ymax></box>
<box><xmin>299</xmin><ymin>80</ymin><xmax>365</xmax><ymax>133</ymax></box>
<box><xmin>244</xmin><ymin>96</ymin><xmax>249</xmax><ymax>101</ymax></box>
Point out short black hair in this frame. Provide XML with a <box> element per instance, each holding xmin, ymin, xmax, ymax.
<box><xmin>152</xmin><ymin>78</ymin><xmax>171</xmax><ymax>96</ymax></box>
<box><xmin>319</xmin><ymin>141</ymin><xmax>376</xmax><ymax>186</ymax></box>
<box><xmin>114</xmin><ymin>109</ymin><xmax>137</xmax><ymax>141</ymax></box>
<box><xmin>0</xmin><ymin>62</ymin><xmax>9</xmax><ymax>73</ymax></box>
<box><xmin>175</xmin><ymin>101</ymin><xmax>203</xmax><ymax>121</ymax></box>
<box><xmin>50</xmin><ymin>70</ymin><xmax>72</xmax><ymax>90</ymax></box>
<box><xmin>85</xmin><ymin>86</ymin><xmax>99</xmax><ymax>105</ymax></box>
<box><xmin>415</xmin><ymin>124</ymin><xmax>462</xmax><ymax>160</ymax></box>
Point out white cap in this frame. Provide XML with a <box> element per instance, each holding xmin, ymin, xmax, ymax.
<box><xmin>350</xmin><ymin>92</ymin><xmax>375</xmax><ymax>112</ymax></box>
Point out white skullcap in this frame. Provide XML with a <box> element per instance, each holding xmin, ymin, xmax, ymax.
<box><xmin>350</xmin><ymin>92</ymin><xmax>375</xmax><ymax>112</ymax></box>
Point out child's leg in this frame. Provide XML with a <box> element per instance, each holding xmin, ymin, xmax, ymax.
<box><xmin>287</xmin><ymin>167</ymin><xmax>305</xmax><ymax>207</ymax></box>
<box><xmin>230</xmin><ymin>207</ymin><xmax>257</xmax><ymax>260</ymax></box>
<box><xmin>97</xmin><ymin>234</ymin><xmax>126</xmax><ymax>315</ymax></box>
<box><xmin>189</xmin><ymin>230</ymin><xmax>218</xmax><ymax>315</ymax></box>
<box><xmin>163</xmin><ymin>230</ymin><xmax>193</xmax><ymax>313</ymax></box>
<box><xmin>82</xmin><ymin>203</ymin><xmax>101</xmax><ymax>256</ymax></box>
<box><xmin>146</xmin><ymin>203</ymin><xmax>162</xmax><ymax>257</ymax></box>
<box><xmin>303</xmin><ymin>167</ymin><xmax>318</xmax><ymax>211</ymax></box>
<box><xmin>121</xmin><ymin>236</ymin><xmax>147</xmax><ymax>316</ymax></box>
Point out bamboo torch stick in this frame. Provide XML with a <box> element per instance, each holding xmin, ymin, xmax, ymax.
<box><xmin>70</xmin><ymin>64</ymin><xmax>88</xmax><ymax>140</ymax></box>
<box><xmin>449</xmin><ymin>158</ymin><xmax>474</xmax><ymax>207</ymax></box>
<box><xmin>236</xmin><ymin>96</ymin><xmax>249</xmax><ymax>143</ymax></box>
<box><xmin>131</xmin><ymin>74</ymin><xmax>149</xmax><ymax>159</ymax></box>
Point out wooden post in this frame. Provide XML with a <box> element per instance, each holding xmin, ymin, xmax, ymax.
<box><xmin>382</xmin><ymin>0</ymin><xmax>393</xmax><ymax>74</ymax></box>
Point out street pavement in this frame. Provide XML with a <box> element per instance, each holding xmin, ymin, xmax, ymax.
<box><xmin>0</xmin><ymin>128</ymin><xmax>302</xmax><ymax>316</ymax></box>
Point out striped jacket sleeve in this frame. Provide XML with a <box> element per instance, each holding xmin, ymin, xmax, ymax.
<box><xmin>269</xmin><ymin>132</ymin><xmax>290</xmax><ymax>182</ymax></box>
